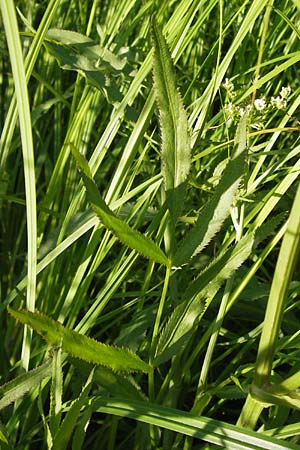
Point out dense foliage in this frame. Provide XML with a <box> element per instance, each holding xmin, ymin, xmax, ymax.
<box><xmin>1</xmin><ymin>1</ymin><xmax>300</xmax><ymax>449</ymax></box>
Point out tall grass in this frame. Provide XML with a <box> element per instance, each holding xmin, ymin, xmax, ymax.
<box><xmin>1</xmin><ymin>0</ymin><xmax>300</xmax><ymax>449</ymax></box>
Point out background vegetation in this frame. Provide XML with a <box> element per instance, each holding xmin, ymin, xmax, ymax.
<box><xmin>1</xmin><ymin>0</ymin><xmax>300</xmax><ymax>449</ymax></box>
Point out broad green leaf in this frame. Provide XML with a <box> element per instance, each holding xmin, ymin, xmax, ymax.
<box><xmin>151</xmin><ymin>17</ymin><xmax>191</xmax><ymax>226</ymax></box>
<box><xmin>154</xmin><ymin>233</ymin><xmax>254</xmax><ymax>365</ymax></box>
<box><xmin>71</xmin><ymin>145</ymin><xmax>170</xmax><ymax>267</ymax></box>
<box><xmin>8</xmin><ymin>308</ymin><xmax>150</xmax><ymax>373</ymax></box>
<box><xmin>46</xmin><ymin>29</ymin><xmax>126</xmax><ymax>71</ymax></box>
<box><xmin>94</xmin><ymin>397</ymin><xmax>300</xmax><ymax>450</ymax></box>
<box><xmin>173</xmin><ymin>113</ymin><xmax>248</xmax><ymax>267</ymax></box>
<box><xmin>0</xmin><ymin>360</ymin><xmax>52</xmax><ymax>410</ymax></box>
<box><xmin>45</xmin><ymin>29</ymin><xmax>126</xmax><ymax>103</ymax></box>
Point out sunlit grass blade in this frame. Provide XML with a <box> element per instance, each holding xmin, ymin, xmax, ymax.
<box><xmin>8</xmin><ymin>307</ymin><xmax>150</xmax><ymax>373</ymax></box>
<box><xmin>239</xmin><ymin>180</ymin><xmax>300</xmax><ymax>429</ymax></box>
<box><xmin>0</xmin><ymin>0</ymin><xmax>37</xmax><ymax>371</ymax></box>
<box><xmin>0</xmin><ymin>0</ymin><xmax>61</xmax><ymax>169</ymax></box>
<box><xmin>94</xmin><ymin>397</ymin><xmax>300</xmax><ymax>450</ymax></box>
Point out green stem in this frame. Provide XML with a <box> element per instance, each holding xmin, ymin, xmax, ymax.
<box><xmin>148</xmin><ymin>264</ymin><xmax>171</xmax><ymax>447</ymax></box>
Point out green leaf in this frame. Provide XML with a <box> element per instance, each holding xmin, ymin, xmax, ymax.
<box><xmin>151</xmin><ymin>17</ymin><xmax>191</xmax><ymax>226</ymax></box>
<box><xmin>154</xmin><ymin>295</ymin><xmax>206</xmax><ymax>366</ymax></box>
<box><xmin>71</xmin><ymin>144</ymin><xmax>170</xmax><ymax>267</ymax></box>
<box><xmin>52</xmin><ymin>370</ymin><xmax>94</xmax><ymax>450</ymax></box>
<box><xmin>94</xmin><ymin>397</ymin><xmax>300</xmax><ymax>450</ymax></box>
<box><xmin>8</xmin><ymin>308</ymin><xmax>150</xmax><ymax>373</ymax></box>
<box><xmin>72</xmin><ymin>359</ymin><xmax>147</xmax><ymax>400</ymax></box>
<box><xmin>45</xmin><ymin>29</ymin><xmax>126</xmax><ymax>103</ymax></box>
<box><xmin>173</xmin><ymin>113</ymin><xmax>248</xmax><ymax>267</ymax></box>
<box><xmin>0</xmin><ymin>360</ymin><xmax>52</xmax><ymax>410</ymax></box>
<box><xmin>154</xmin><ymin>233</ymin><xmax>254</xmax><ymax>365</ymax></box>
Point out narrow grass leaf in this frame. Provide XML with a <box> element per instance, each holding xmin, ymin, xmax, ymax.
<box><xmin>173</xmin><ymin>113</ymin><xmax>248</xmax><ymax>267</ymax></box>
<box><xmin>155</xmin><ymin>233</ymin><xmax>254</xmax><ymax>365</ymax></box>
<box><xmin>94</xmin><ymin>398</ymin><xmax>300</xmax><ymax>450</ymax></box>
<box><xmin>0</xmin><ymin>0</ymin><xmax>37</xmax><ymax>370</ymax></box>
<box><xmin>0</xmin><ymin>360</ymin><xmax>52</xmax><ymax>410</ymax></box>
<box><xmin>151</xmin><ymin>17</ymin><xmax>191</xmax><ymax>226</ymax></box>
<box><xmin>52</xmin><ymin>370</ymin><xmax>94</xmax><ymax>450</ymax></box>
<box><xmin>8</xmin><ymin>308</ymin><xmax>150</xmax><ymax>373</ymax></box>
<box><xmin>254</xmin><ymin>180</ymin><xmax>300</xmax><ymax>388</ymax></box>
<box><xmin>71</xmin><ymin>145</ymin><xmax>170</xmax><ymax>266</ymax></box>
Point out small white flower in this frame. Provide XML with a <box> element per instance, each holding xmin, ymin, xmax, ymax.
<box><xmin>237</xmin><ymin>106</ymin><xmax>245</xmax><ymax>116</ymax></box>
<box><xmin>254</xmin><ymin>98</ymin><xmax>267</xmax><ymax>111</ymax></box>
<box><xmin>223</xmin><ymin>78</ymin><xmax>236</xmax><ymax>99</ymax></box>
<box><xmin>224</xmin><ymin>102</ymin><xmax>236</xmax><ymax>118</ymax></box>
<box><xmin>223</xmin><ymin>78</ymin><xmax>234</xmax><ymax>91</ymax></box>
<box><xmin>270</xmin><ymin>96</ymin><xmax>287</xmax><ymax>110</ymax></box>
<box><xmin>280</xmin><ymin>86</ymin><xmax>291</xmax><ymax>99</ymax></box>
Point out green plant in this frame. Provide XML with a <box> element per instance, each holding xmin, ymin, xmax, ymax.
<box><xmin>1</xmin><ymin>1</ymin><xmax>300</xmax><ymax>449</ymax></box>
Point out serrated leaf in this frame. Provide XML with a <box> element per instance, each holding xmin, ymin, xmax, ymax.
<box><xmin>8</xmin><ymin>308</ymin><xmax>150</xmax><ymax>373</ymax></box>
<box><xmin>0</xmin><ymin>360</ymin><xmax>52</xmax><ymax>410</ymax></box>
<box><xmin>154</xmin><ymin>296</ymin><xmax>206</xmax><ymax>366</ymax></box>
<box><xmin>154</xmin><ymin>233</ymin><xmax>254</xmax><ymax>365</ymax></box>
<box><xmin>173</xmin><ymin>113</ymin><xmax>248</xmax><ymax>267</ymax></box>
<box><xmin>184</xmin><ymin>232</ymin><xmax>254</xmax><ymax>303</ymax></box>
<box><xmin>71</xmin><ymin>145</ymin><xmax>170</xmax><ymax>267</ymax></box>
<box><xmin>151</xmin><ymin>17</ymin><xmax>191</xmax><ymax>226</ymax></box>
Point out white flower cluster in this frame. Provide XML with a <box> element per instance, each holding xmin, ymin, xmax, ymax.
<box><xmin>222</xmin><ymin>80</ymin><xmax>292</xmax><ymax>126</ymax></box>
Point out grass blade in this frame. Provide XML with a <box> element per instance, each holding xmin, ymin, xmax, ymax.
<box><xmin>52</xmin><ymin>370</ymin><xmax>94</xmax><ymax>450</ymax></box>
<box><xmin>0</xmin><ymin>0</ymin><xmax>37</xmax><ymax>370</ymax></box>
<box><xmin>94</xmin><ymin>397</ymin><xmax>300</xmax><ymax>450</ymax></box>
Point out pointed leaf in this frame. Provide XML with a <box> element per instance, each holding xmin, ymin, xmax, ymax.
<box><xmin>173</xmin><ymin>113</ymin><xmax>248</xmax><ymax>267</ymax></box>
<box><xmin>0</xmin><ymin>360</ymin><xmax>52</xmax><ymax>410</ymax></box>
<box><xmin>71</xmin><ymin>145</ymin><xmax>170</xmax><ymax>267</ymax></box>
<box><xmin>151</xmin><ymin>17</ymin><xmax>191</xmax><ymax>224</ymax></box>
<box><xmin>8</xmin><ymin>308</ymin><xmax>150</xmax><ymax>373</ymax></box>
<box><xmin>154</xmin><ymin>233</ymin><xmax>254</xmax><ymax>365</ymax></box>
